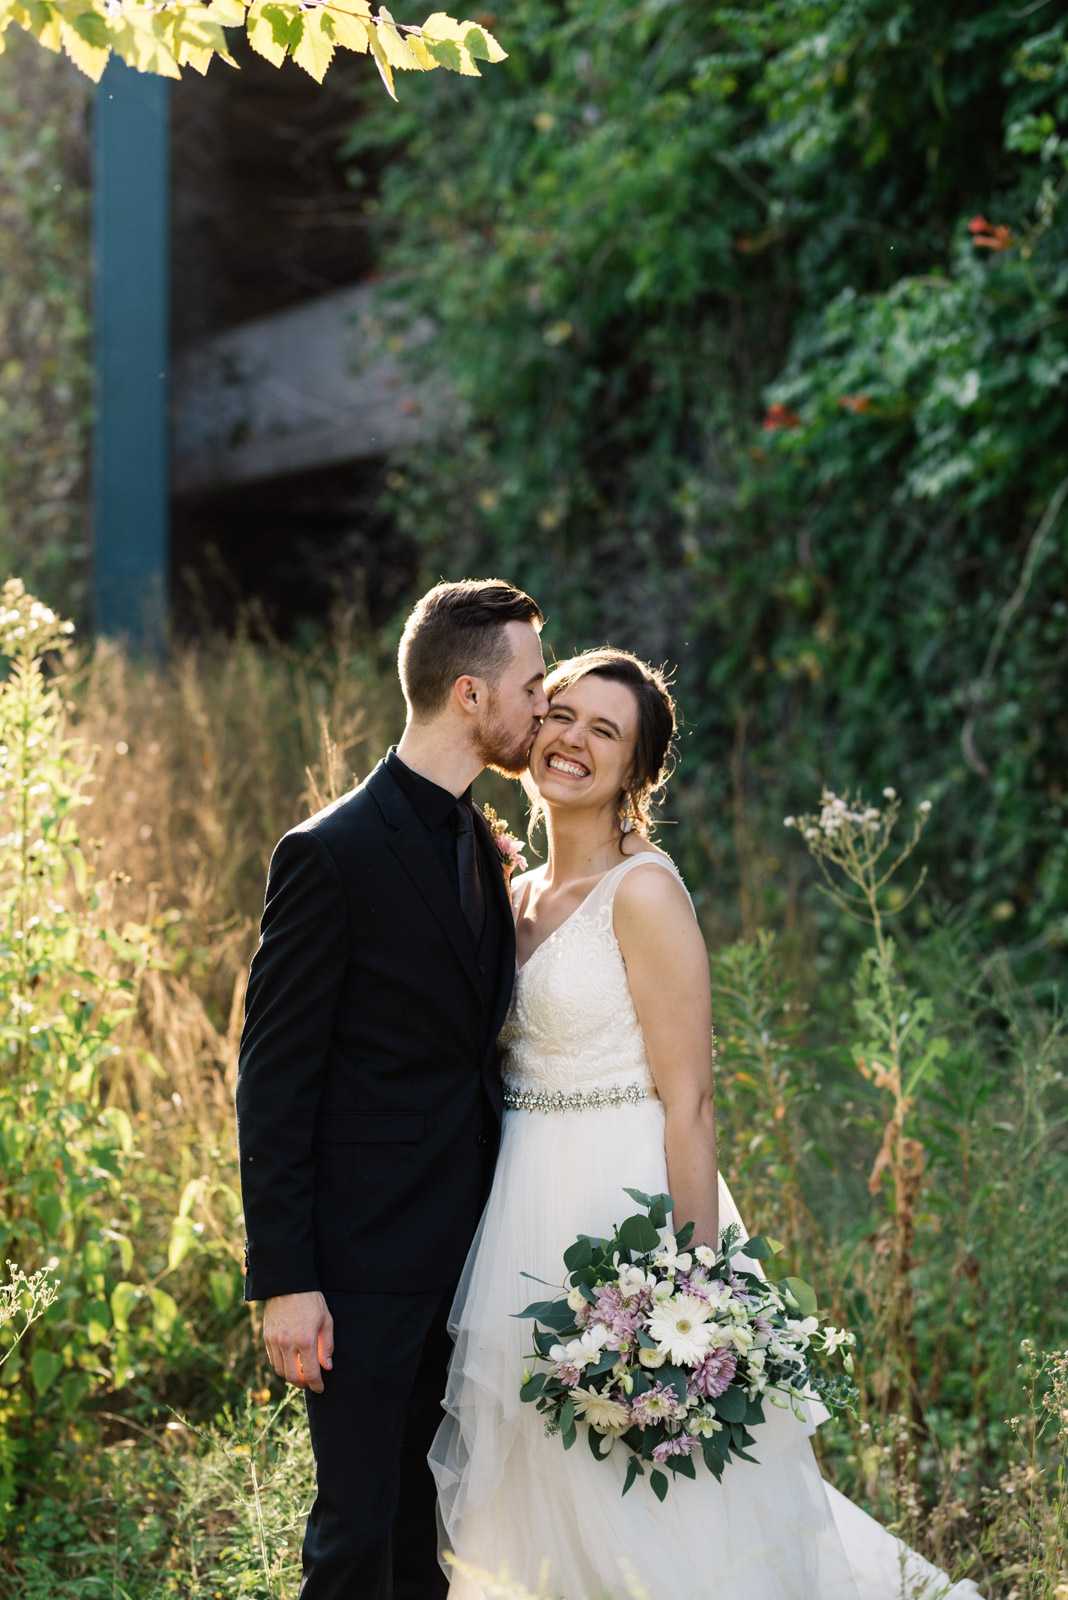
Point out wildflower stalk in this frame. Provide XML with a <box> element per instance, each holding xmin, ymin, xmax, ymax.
<box><xmin>786</xmin><ymin>789</ymin><xmax>941</xmax><ymax>1467</ymax></box>
<box><xmin>0</xmin><ymin>1263</ymin><xmax>59</xmax><ymax>1369</ymax></box>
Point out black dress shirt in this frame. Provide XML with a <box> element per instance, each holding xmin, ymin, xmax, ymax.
<box><xmin>385</xmin><ymin>747</ymin><xmax>468</xmax><ymax>888</ymax></box>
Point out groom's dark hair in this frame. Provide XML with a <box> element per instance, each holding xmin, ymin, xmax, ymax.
<box><xmin>399</xmin><ymin>579</ymin><xmax>543</xmax><ymax>718</ymax></box>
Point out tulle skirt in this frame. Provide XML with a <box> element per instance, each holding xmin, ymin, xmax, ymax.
<box><xmin>430</xmin><ymin>1101</ymin><xmax>980</xmax><ymax>1600</ymax></box>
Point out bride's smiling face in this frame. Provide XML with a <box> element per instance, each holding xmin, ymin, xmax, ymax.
<box><xmin>530</xmin><ymin>675</ymin><xmax>639</xmax><ymax>813</ymax></box>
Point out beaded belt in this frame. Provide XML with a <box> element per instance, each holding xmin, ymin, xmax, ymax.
<box><xmin>503</xmin><ymin>1082</ymin><xmax>655</xmax><ymax>1113</ymax></box>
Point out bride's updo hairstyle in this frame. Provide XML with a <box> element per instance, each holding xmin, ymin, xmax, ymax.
<box><xmin>537</xmin><ymin>648</ymin><xmax>677</xmax><ymax>837</ymax></box>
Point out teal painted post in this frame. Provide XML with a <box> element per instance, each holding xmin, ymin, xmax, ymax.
<box><xmin>92</xmin><ymin>61</ymin><xmax>170</xmax><ymax>648</ymax></box>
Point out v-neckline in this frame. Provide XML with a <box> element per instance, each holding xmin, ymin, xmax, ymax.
<box><xmin>514</xmin><ymin>856</ymin><xmax>640</xmax><ymax>975</ymax></box>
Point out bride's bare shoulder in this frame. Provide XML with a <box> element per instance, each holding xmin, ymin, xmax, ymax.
<box><xmin>613</xmin><ymin>847</ymin><xmax>692</xmax><ymax>921</ymax></box>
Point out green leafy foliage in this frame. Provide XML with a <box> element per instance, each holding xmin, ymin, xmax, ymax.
<box><xmin>356</xmin><ymin>0</ymin><xmax>1068</xmax><ymax>956</ymax></box>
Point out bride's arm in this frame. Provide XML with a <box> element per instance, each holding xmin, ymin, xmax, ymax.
<box><xmin>614</xmin><ymin>867</ymin><xmax>719</xmax><ymax>1248</ymax></box>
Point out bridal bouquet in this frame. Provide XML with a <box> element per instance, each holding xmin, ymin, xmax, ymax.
<box><xmin>517</xmin><ymin>1189</ymin><xmax>856</xmax><ymax>1500</ymax></box>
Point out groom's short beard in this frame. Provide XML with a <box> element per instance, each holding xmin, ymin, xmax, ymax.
<box><xmin>473</xmin><ymin>696</ymin><xmax>534</xmax><ymax>778</ymax></box>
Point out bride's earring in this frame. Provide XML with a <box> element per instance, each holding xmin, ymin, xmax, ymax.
<box><xmin>620</xmin><ymin>796</ymin><xmax>634</xmax><ymax>835</ymax></box>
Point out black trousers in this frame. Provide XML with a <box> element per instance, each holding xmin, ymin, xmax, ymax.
<box><xmin>299</xmin><ymin>1286</ymin><xmax>455</xmax><ymax>1600</ymax></box>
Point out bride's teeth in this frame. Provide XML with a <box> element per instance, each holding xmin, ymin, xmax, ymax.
<box><xmin>548</xmin><ymin>755</ymin><xmax>588</xmax><ymax>777</ymax></box>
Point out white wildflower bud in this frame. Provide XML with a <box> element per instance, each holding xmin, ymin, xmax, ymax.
<box><xmin>783</xmin><ymin>816</ymin><xmax>796</xmax><ymax>828</ymax></box>
<box><xmin>882</xmin><ymin>787</ymin><xmax>896</xmax><ymax>799</ymax></box>
<box><xmin>804</xmin><ymin>827</ymin><xmax>819</xmax><ymax>841</ymax></box>
<box><xmin>919</xmin><ymin>799</ymin><xmax>932</xmax><ymax>814</ymax></box>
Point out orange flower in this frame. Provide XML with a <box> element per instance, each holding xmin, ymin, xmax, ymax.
<box><xmin>763</xmin><ymin>402</ymin><xmax>801</xmax><ymax>431</ymax></box>
<box><xmin>838</xmin><ymin>394</ymin><xmax>872</xmax><ymax>414</ymax></box>
<box><xmin>968</xmin><ymin>215</ymin><xmax>1012</xmax><ymax>251</ymax></box>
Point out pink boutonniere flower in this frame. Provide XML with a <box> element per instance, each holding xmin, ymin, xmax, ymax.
<box><xmin>481</xmin><ymin>805</ymin><xmax>528</xmax><ymax>881</ymax></box>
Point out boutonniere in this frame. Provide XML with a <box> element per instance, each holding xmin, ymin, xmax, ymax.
<box><xmin>480</xmin><ymin>805</ymin><xmax>528</xmax><ymax>881</ymax></box>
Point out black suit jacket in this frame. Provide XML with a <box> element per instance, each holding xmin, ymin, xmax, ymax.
<box><xmin>235</xmin><ymin>759</ymin><xmax>515</xmax><ymax>1300</ymax></box>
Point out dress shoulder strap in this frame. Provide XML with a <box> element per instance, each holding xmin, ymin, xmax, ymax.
<box><xmin>597</xmin><ymin>851</ymin><xmax>691</xmax><ymax>910</ymax></box>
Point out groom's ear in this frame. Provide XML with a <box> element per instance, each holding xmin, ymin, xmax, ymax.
<box><xmin>453</xmin><ymin>674</ymin><xmax>483</xmax><ymax>715</ymax></box>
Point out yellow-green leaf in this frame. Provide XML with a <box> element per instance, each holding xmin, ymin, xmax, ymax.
<box><xmin>168</xmin><ymin>1214</ymin><xmax>198</xmax><ymax>1272</ymax></box>
<box><xmin>293</xmin><ymin>2</ymin><xmax>333</xmax><ymax>80</ymax></box>
<box><xmin>324</xmin><ymin>0</ymin><xmax>369</xmax><ymax>53</ymax></box>
<box><xmin>209</xmin><ymin>0</ymin><xmax>246</xmax><ymax>23</ymax></box>
<box><xmin>362</xmin><ymin>18</ymin><xmax>396</xmax><ymax>98</ymax></box>
<box><xmin>177</xmin><ymin>39</ymin><xmax>214</xmax><ymax>71</ymax></box>
<box><xmin>59</xmin><ymin>23</ymin><xmax>109</xmax><ymax>86</ymax></box>
<box><xmin>419</xmin><ymin>11</ymin><xmax>480</xmax><ymax>74</ymax></box>
<box><xmin>375</xmin><ymin>5</ymin><xmax>421</xmax><ymax>68</ymax></box>
<box><xmin>463</xmin><ymin>23</ymin><xmax>504</xmax><ymax>62</ymax></box>
<box><xmin>246</xmin><ymin>0</ymin><xmax>286</xmax><ymax>63</ymax></box>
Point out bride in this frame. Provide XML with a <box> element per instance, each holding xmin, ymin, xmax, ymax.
<box><xmin>430</xmin><ymin>647</ymin><xmax>979</xmax><ymax>1600</ymax></box>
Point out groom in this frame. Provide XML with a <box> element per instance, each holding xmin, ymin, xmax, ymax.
<box><xmin>236</xmin><ymin>578</ymin><xmax>547</xmax><ymax>1600</ymax></box>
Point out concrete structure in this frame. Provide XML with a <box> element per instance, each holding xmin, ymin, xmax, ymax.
<box><xmin>172</xmin><ymin>282</ymin><xmax>443</xmax><ymax>494</ymax></box>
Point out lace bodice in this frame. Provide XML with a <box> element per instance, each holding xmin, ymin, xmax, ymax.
<box><xmin>498</xmin><ymin>853</ymin><xmax>689</xmax><ymax>1101</ymax></box>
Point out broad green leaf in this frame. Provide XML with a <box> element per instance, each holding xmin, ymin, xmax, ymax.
<box><xmin>649</xmin><ymin>1467</ymin><xmax>669</xmax><ymax>1502</ymax></box>
<box><xmin>622</xmin><ymin>1454</ymin><xmax>643</xmax><ymax>1494</ymax></box>
<box><xmin>100</xmin><ymin>1105</ymin><xmax>133</xmax><ymax>1153</ymax></box>
<box><xmin>712</xmin><ymin>1384</ymin><xmax>746</xmax><ymax>1422</ymax></box>
<box><xmin>782</xmin><ymin>1276</ymin><xmax>819</xmax><ymax>1318</ymax></box>
<box><xmin>743</xmin><ymin>1235</ymin><xmax>784</xmax><ymax>1259</ymax></box>
<box><xmin>618</xmin><ymin>1212</ymin><xmax>660</xmax><ymax>1253</ymax></box>
<box><xmin>31</xmin><ymin>1348</ymin><xmax>64</xmax><ymax>1396</ymax></box>
<box><xmin>110</xmin><ymin>1280</ymin><xmax>141</xmax><ymax>1332</ymax></box>
<box><xmin>208</xmin><ymin>1269</ymin><xmax>236</xmax><ymax>1312</ymax></box>
<box><xmin>622</xmin><ymin>1186</ymin><xmax>653</xmax><ymax>1208</ymax></box>
<box><xmin>563</xmin><ymin>1236</ymin><xmax>593</xmax><ymax>1272</ymax></box>
<box><xmin>149</xmin><ymin>1287</ymin><xmax>180</xmax><ymax>1339</ymax></box>
<box><xmin>37</xmin><ymin>1191</ymin><xmax>63</xmax><ymax>1235</ymax></box>
<box><xmin>85</xmin><ymin>1298</ymin><xmax>111</xmax><ymax>1344</ymax></box>
<box><xmin>62</xmin><ymin>16</ymin><xmax>111</xmax><ymax>81</ymax></box>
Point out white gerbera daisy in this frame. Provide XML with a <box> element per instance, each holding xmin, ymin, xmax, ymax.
<box><xmin>571</xmin><ymin>1388</ymin><xmax>631</xmax><ymax>1433</ymax></box>
<box><xmin>648</xmin><ymin>1294</ymin><xmax>714</xmax><ymax>1365</ymax></box>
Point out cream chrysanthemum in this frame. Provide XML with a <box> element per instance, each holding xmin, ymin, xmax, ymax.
<box><xmin>570</xmin><ymin>1388</ymin><xmax>631</xmax><ymax>1433</ymax></box>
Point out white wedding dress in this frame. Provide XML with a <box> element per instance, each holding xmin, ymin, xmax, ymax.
<box><xmin>430</xmin><ymin>854</ymin><xmax>980</xmax><ymax>1600</ymax></box>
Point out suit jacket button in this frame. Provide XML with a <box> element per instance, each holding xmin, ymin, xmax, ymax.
<box><xmin>479</xmin><ymin>962</ymin><xmax>487</xmax><ymax>975</ymax></box>
<box><xmin>476</xmin><ymin>1132</ymin><xmax>488</xmax><ymax>1148</ymax></box>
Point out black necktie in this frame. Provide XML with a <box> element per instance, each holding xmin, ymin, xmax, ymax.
<box><xmin>453</xmin><ymin>800</ymin><xmax>486</xmax><ymax>943</ymax></box>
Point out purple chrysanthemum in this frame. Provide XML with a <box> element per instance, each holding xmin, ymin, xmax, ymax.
<box><xmin>630</xmin><ymin>1382</ymin><xmax>686</xmax><ymax>1427</ymax></box>
<box><xmin>689</xmin><ymin>1346</ymin><xmax>738</xmax><ymax>1399</ymax></box>
<box><xmin>652</xmin><ymin>1434</ymin><xmax>699</xmax><ymax>1463</ymax></box>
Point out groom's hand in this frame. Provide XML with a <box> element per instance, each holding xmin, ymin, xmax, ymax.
<box><xmin>263</xmin><ymin>1291</ymin><xmax>334</xmax><ymax>1394</ymax></box>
